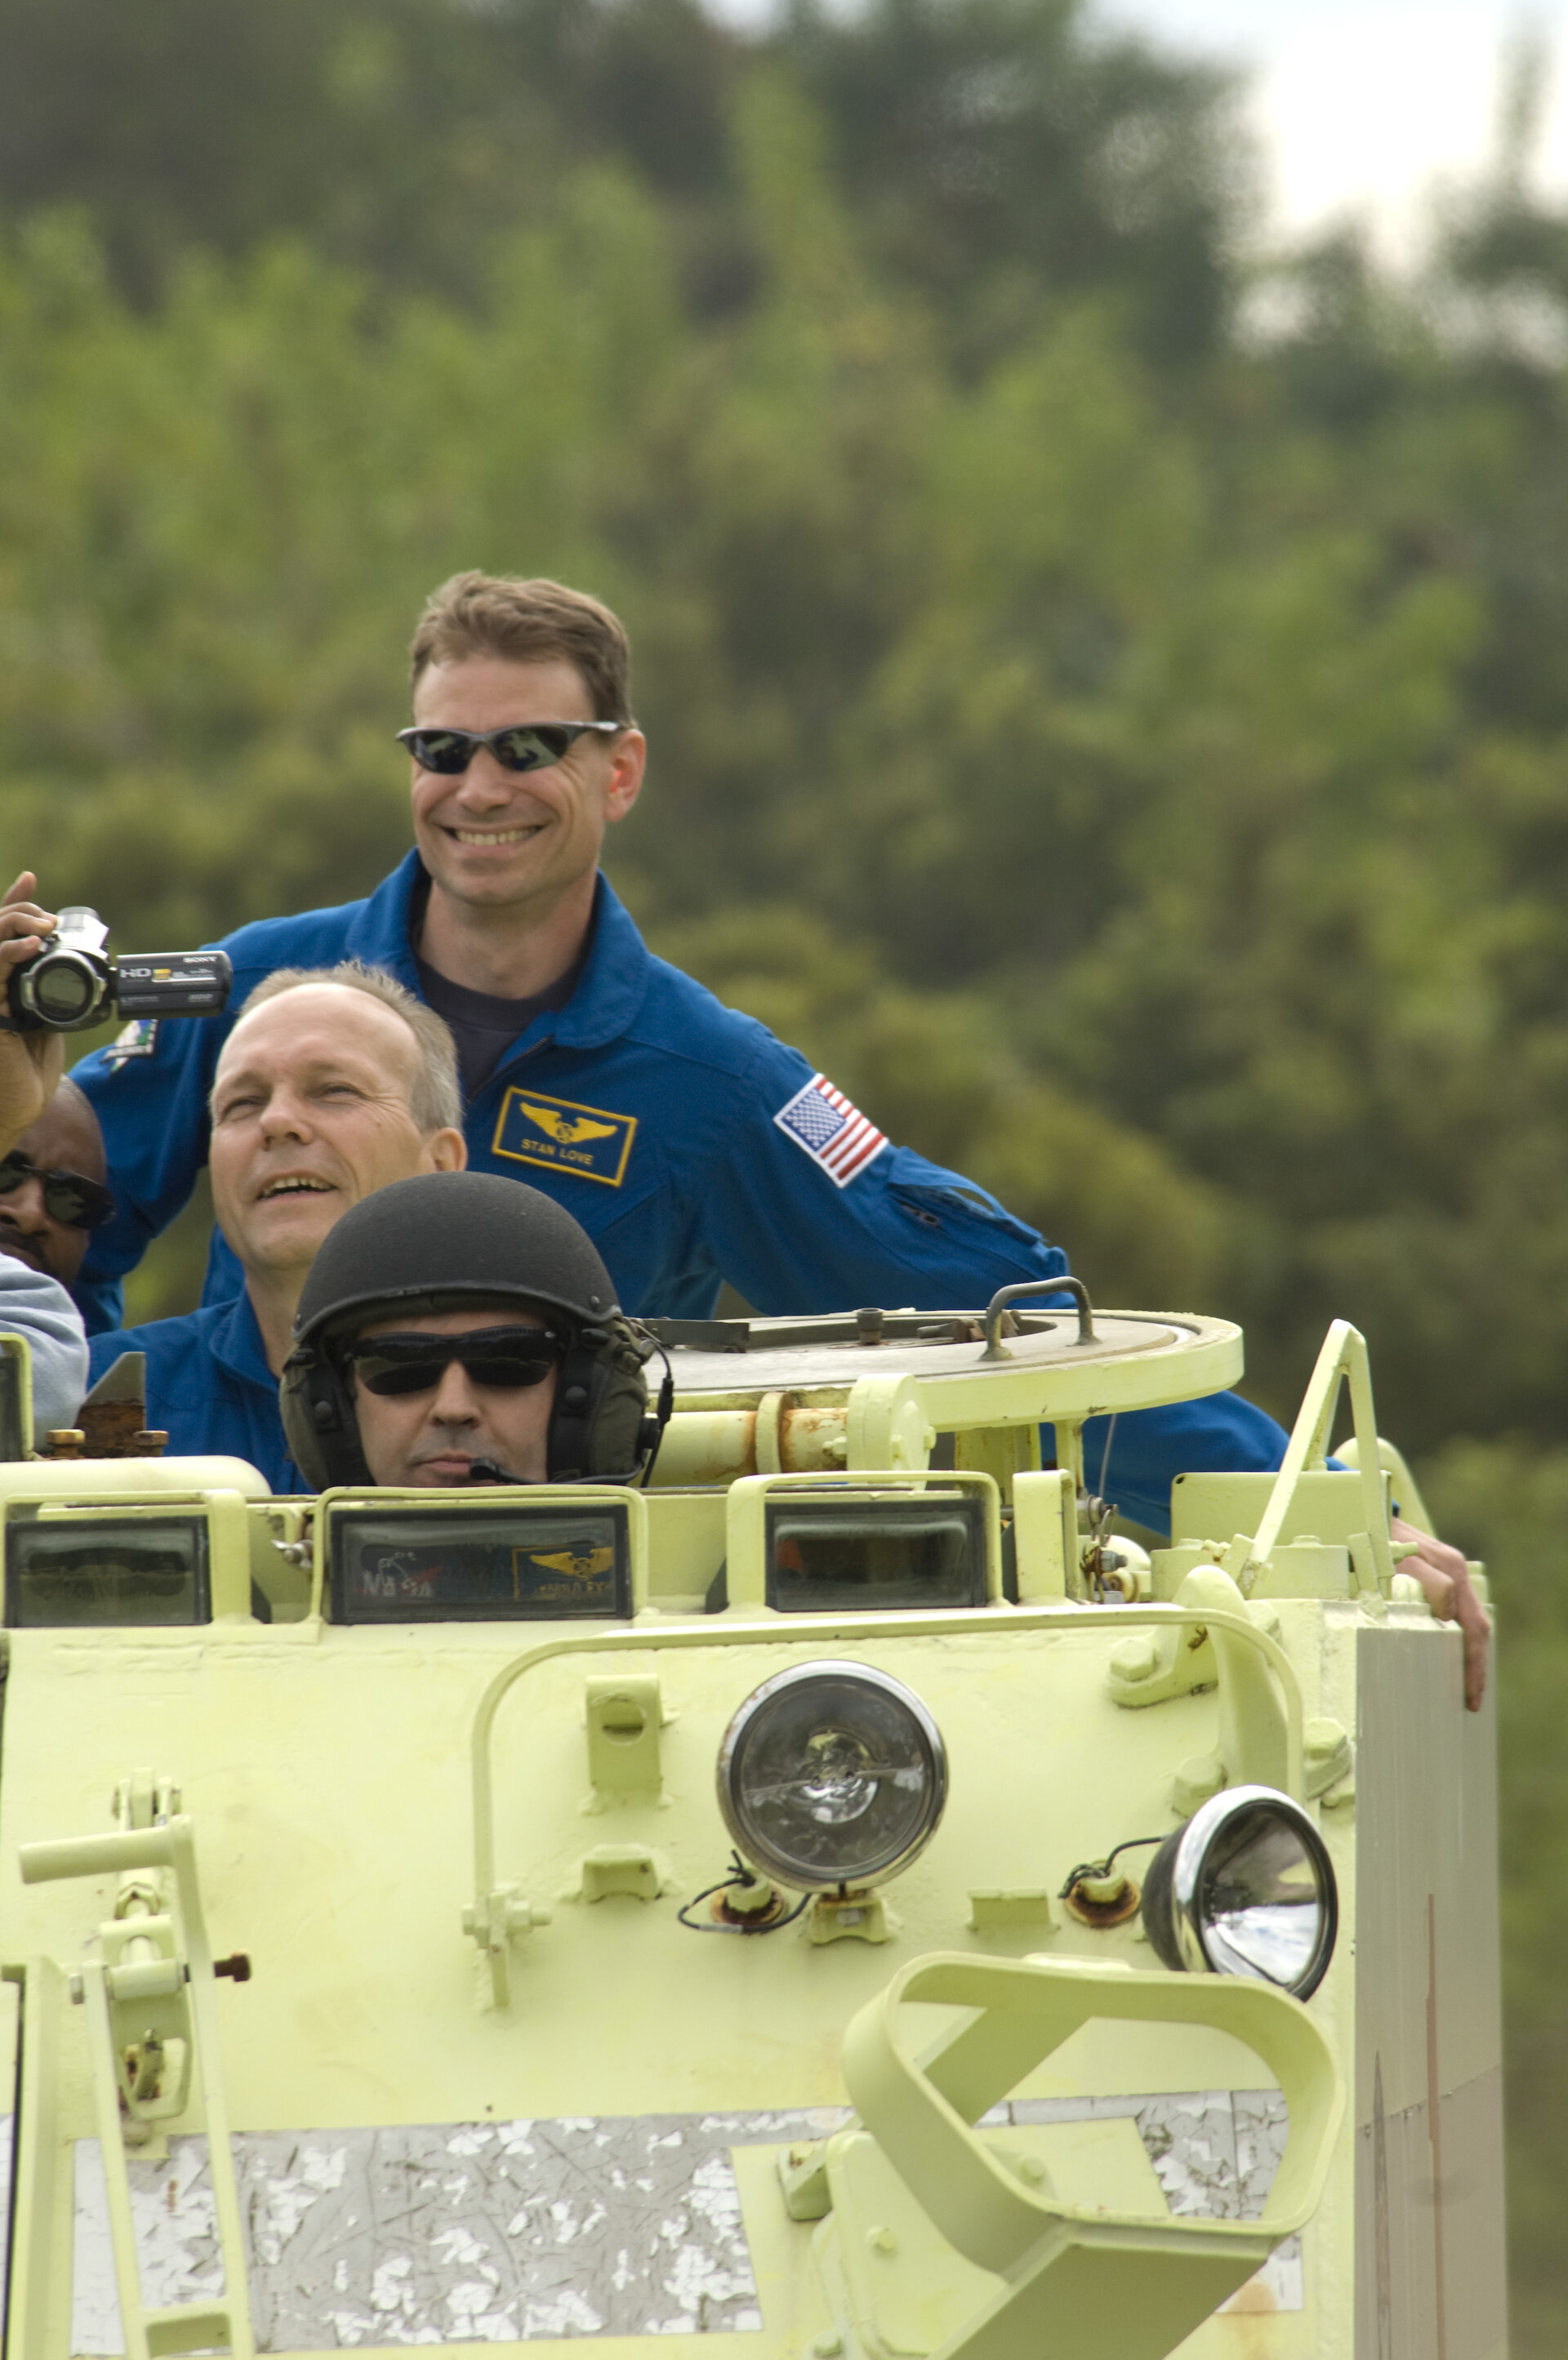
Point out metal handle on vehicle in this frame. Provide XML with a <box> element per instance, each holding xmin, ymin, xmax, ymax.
<box><xmin>20</xmin><ymin>1826</ymin><xmax>178</xmax><ymax>1884</ymax></box>
<box><xmin>982</xmin><ymin>1276</ymin><xmax>1096</xmax><ymax>1359</ymax></box>
<box><xmin>822</xmin><ymin>1950</ymin><xmax>1343</xmax><ymax>2360</ymax></box>
<box><xmin>10</xmin><ymin>1813</ymin><xmax>256</xmax><ymax>2360</ymax></box>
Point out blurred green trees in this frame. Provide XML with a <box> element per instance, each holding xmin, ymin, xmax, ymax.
<box><xmin>0</xmin><ymin>0</ymin><xmax>1240</xmax><ymax>361</ymax></box>
<box><xmin>2</xmin><ymin>36</ymin><xmax>1566</xmax><ymax>1455</ymax></box>
<box><xmin>0</xmin><ymin>4</ymin><xmax>1566</xmax><ymax>2336</ymax></box>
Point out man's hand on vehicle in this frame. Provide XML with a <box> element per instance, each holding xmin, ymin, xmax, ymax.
<box><xmin>1391</xmin><ymin>1514</ymin><xmax>1490</xmax><ymax>1712</ymax></box>
<box><xmin>0</xmin><ymin>871</ymin><xmax>63</xmax><ymax>1153</ymax></box>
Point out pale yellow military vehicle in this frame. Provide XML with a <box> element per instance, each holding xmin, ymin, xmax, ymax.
<box><xmin>0</xmin><ymin>1285</ymin><xmax>1503</xmax><ymax>2359</ymax></box>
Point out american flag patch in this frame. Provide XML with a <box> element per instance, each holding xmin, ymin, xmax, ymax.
<box><xmin>773</xmin><ymin>1074</ymin><xmax>888</xmax><ymax>1188</ymax></box>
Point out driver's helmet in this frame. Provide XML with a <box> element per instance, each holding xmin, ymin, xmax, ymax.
<box><xmin>280</xmin><ymin>1170</ymin><xmax>657</xmax><ymax>1488</ymax></box>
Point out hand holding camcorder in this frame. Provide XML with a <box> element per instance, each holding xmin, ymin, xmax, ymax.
<box><xmin>5</xmin><ymin>906</ymin><xmax>231</xmax><ymax>1033</ymax></box>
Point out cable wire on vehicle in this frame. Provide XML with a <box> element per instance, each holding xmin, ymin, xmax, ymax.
<box><xmin>678</xmin><ymin>1851</ymin><xmax>810</xmax><ymax>1935</ymax></box>
<box><xmin>1057</xmin><ymin>1832</ymin><xmax>1165</xmax><ymax>1899</ymax></box>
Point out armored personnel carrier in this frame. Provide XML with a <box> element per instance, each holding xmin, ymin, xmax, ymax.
<box><xmin>0</xmin><ymin>1286</ymin><xmax>1503</xmax><ymax>2358</ymax></box>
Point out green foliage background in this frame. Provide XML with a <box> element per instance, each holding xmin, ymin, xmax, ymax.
<box><xmin>1</xmin><ymin>0</ymin><xmax>1566</xmax><ymax>2339</ymax></box>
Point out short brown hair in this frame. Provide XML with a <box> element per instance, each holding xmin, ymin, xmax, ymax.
<box><xmin>409</xmin><ymin>572</ymin><xmax>633</xmax><ymax>723</ymax></box>
<box><xmin>226</xmin><ymin>963</ymin><xmax>463</xmax><ymax>1135</ymax></box>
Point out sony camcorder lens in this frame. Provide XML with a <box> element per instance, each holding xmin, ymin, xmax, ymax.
<box><xmin>32</xmin><ymin>959</ymin><xmax>99</xmax><ymax>1023</ymax></box>
<box><xmin>6</xmin><ymin>905</ymin><xmax>232</xmax><ymax>1032</ymax></box>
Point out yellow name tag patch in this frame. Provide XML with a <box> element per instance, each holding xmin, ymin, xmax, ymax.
<box><xmin>492</xmin><ymin>1088</ymin><xmax>638</xmax><ymax>1187</ymax></box>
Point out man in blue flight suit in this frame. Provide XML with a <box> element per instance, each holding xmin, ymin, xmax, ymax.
<box><xmin>81</xmin><ymin>961</ymin><xmax>467</xmax><ymax>1491</ymax></box>
<box><xmin>58</xmin><ymin>572</ymin><xmax>1487</xmax><ymax>1701</ymax></box>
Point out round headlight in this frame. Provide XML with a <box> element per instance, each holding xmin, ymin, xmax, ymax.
<box><xmin>1141</xmin><ymin>1784</ymin><xmax>1338</xmax><ymax>2002</ymax></box>
<box><xmin>716</xmin><ymin>1660</ymin><xmax>947</xmax><ymax>1892</ymax></box>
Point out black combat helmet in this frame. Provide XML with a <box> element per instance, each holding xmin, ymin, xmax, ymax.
<box><xmin>280</xmin><ymin>1171</ymin><xmax>663</xmax><ymax>1489</ymax></box>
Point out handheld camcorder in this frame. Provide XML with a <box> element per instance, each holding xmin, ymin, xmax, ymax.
<box><xmin>5</xmin><ymin>906</ymin><xmax>232</xmax><ymax>1033</ymax></box>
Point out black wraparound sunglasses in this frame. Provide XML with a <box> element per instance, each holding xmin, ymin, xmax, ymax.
<box><xmin>0</xmin><ymin>1151</ymin><xmax>115</xmax><ymax>1231</ymax></box>
<box><xmin>396</xmin><ymin>722</ymin><xmax>624</xmax><ymax>776</ymax></box>
<box><xmin>343</xmin><ymin>1325</ymin><xmax>567</xmax><ymax>1398</ymax></box>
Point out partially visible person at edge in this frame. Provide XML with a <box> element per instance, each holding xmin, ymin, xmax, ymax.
<box><xmin>0</xmin><ymin>877</ymin><xmax>95</xmax><ymax>1435</ymax></box>
<box><xmin>278</xmin><ymin>1170</ymin><xmax>653</xmax><ymax>1496</ymax></box>
<box><xmin>84</xmin><ymin>960</ymin><xmax>465</xmax><ymax>1489</ymax></box>
<box><xmin>51</xmin><ymin>569</ymin><xmax>1489</xmax><ymax>1703</ymax></box>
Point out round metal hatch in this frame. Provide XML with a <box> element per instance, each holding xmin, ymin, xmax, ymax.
<box><xmin>648</xmin><ymin>1291</ymin><xmax>1243</xmax><ymax>1416</ymax></box>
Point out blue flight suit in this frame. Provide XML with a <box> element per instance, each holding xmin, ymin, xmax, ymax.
<box><xmin>86</xmin><ymin>1293</ymin><xmax>303</xmax><ymax>1495</ymax></box>
<box><xmin>72</xmin><ymin>855</ymin><xmax>1286</xmax><ymax>1527</ymax></box>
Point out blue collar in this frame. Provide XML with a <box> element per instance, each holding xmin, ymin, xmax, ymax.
<box><xmin>343</xmin><ymin>854</ymin><xmax>651</xmax><ymax>1055</ymax></box>
<box><xmin>209</xmin><ymin>1289</ymin><xmax>278</xmax><ymax>1391</ymax></box>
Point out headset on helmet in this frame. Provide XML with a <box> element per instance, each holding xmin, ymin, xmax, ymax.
<box><xmin>280</xmin><ymin>1172</ymin><xmax>668</xmax><ymax>1490</ymax></box>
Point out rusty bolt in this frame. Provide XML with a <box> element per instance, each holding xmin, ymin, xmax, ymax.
<box><xmin>1062</xmin><ymin>1869</ymin><xmax>1142</xmax><ymax>1929</ymax></box>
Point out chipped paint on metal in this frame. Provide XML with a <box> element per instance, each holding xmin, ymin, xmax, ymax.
<box><xmin>69</xmin><ymin>2109</ymin><xmax>850</xmax><ymax>2353</ymax></box>
<box><xmin>73</xmin><ymin>2134</ymin><xmax>226</xmax><ymax>2356</ymax></box>
<box><xmin>1138</xmin><ymin>2091</ymin><xmax>1254</xmax><ymax>2213</ymax></box>
<box><xmin>65</xmin><ymin>2094</ymin><xmax>1298</xmax><ymax>2350</ymax></box>
<box><xmin>1002</xmin><ymin>2088</ymin><xmax>1301</xmax><ymax>2314</ymax></box>
<box><xmin>1131</xmin><ymin>2088</ymin><xmax>1299</xmax><ymax>2313</ymax></box>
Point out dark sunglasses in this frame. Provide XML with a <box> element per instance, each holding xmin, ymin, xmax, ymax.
<box><xmin>396</xmin><ymin>722</ymin><xmax>623</xmax><ymax>776</ymax></box>
<box><xmin>344</xmin><ymin>1325</ymin><xmax>566</xmax><ymax>1398</ymax></box>
<box><xmin>0</xmin><ymin>1151</ymin><xmax>115</xmax><ymax>1231</ymax></box>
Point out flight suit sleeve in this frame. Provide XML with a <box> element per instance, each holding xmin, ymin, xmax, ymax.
<box><xmin>697</xmin><ymin>1037</ymin><xmax>1286</xmax><ymax>1537</ymax></box>
<box><xmin>0</xmin><ymin>1253</ymin><xmax>89</xmax><ymax>1440</ymax></box>
<box><xmin>703</xmin><ymin>1041</ymin><xmax>1072</xmax><ymax>1314</ymax></box>
<box><xmin>69</xmin><ymin>1008</ymin><xmax>229</xmax><ymax>1334</ymax></box>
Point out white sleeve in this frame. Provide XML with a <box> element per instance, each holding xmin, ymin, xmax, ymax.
<box><xmin>0</xmin><ymin>1253</ymin><xmax>90</xmax><ymax>1442</ymax></box>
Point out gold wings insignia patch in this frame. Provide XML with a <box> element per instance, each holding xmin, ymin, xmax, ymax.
<box><xmin>492</xmin><ymin>1088</ymin><xmax>637</xmax><ymax>1186</ymax></box>
<box><xmin>519</xmin><ymin>1102</ymin><xmax>618</xmax><ymax>1146</ymax></box>
<box><xmin>527</xmin><ymin>1547</ymin><xmax>616</xmax><ymax>1583</ymax></box>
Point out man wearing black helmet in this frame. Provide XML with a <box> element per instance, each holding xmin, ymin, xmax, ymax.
<box><xmin>281</xmin><ymin>1171</ymin><xmax>658</xmax><ymax>1491</ymax></box>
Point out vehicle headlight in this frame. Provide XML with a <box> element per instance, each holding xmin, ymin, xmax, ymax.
<box><xmin>1141</xmin><ymin>1784</ymin><xmax>1338</xmax><ymax>2001</ymax></box>
<box><xmin>716</xmin><ymin>1660</ymin><xmax>947</xmax><ymax>1891</ymax></box>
